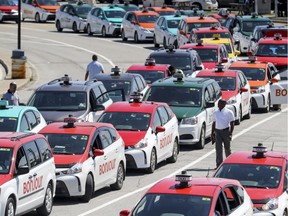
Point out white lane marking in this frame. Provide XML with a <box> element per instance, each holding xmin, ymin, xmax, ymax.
<box><xmin>78</xmin><ymin>108</ymin><xmax>288</xmax><ymax>216</ymax></box>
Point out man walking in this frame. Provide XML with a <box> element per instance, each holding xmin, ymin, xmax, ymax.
<box><xmin>85</xmin><ymin>54</ymin><xmax>104</xmax><ymax>81</ymax></box>
<box><xmin>2</xmin><ymin>82</ymin><xmax>20</xmax><ymax>105</ymax></box>
<box><xmin>211</xmin><ymin>99</ymin><xmax>234</xmax><ymax>169</ymax></box>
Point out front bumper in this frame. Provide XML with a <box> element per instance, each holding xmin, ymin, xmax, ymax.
<box><xmin>108</xmin><ymin>26</ymin><xmax>121</xmax><ymax>35</ymax></box>
<box><xmin>41</xmin><ymin>12</ymin><xmax>55</xmax><ymax>21</ymax></box>
<box><xmin>253</xmin><ymin>208</ymin><xmax>283</xmax><ymax>216</ymax></box>
<box><xmin>251</xmin><ymin>93</ymin><xmax>266</xmax><ymax>109</ymax></box>
<box><xmin>138</xmin><ymin>30</ymin><xmax>154</xmax><ymax>41</ymax></box>
<box><xmin>179</xmin><ymin>124</ymin><xmax>200</xmax><ymax>145</ymax></box>
<box><xmin>226</xmin><ymin>104</ymin><xmax>239</xmax><ymax>121</ymax></box>
<box><xmin>0</xmin><ymin>14</ymin><xmax>18</xmax><ymax>21</ymax></box>
<box><xmin>125</xmin><ymin>148</ymin><xmax>150</xmax><ymax>169</ymax></box>
<box><xmin>55</xmin><ymin>174</ymin><xmax>85</xmax><ymax>197</ymax></box>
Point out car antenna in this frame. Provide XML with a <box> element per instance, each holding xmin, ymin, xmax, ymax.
<box><xmin>271</xmin><ymin>141</ymin><xmax>274</xmax><ymax>151</ymax></box>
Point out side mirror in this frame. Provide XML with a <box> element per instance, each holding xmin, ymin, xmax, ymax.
<box><xmin>130</xmin><ymin>20</ymin><xmax>135</xmax><ymax>24</ymax></box>
<box><xmin>17</xmin><ymin>166</ymin><xmax>29</xmax><ymax>175</ymax></box>
<box><xmin>205</xmin><ymin>101</ymin><xmax>215</xmax><ymax>108</ymax></box>
<box><xmin>235</xmin><ymin>50</ymin><xmax>241</xmax><ymax>56</ymax></box>
<box><xmin>93</xmin><ymin>149</ymin><xmax>104</xmax><ymax>157</ymax></box>
<box><xmin>271</xmin><ymin>78</ymin><xmax>278</xmax><ymax>84</ymax></box>
<box><xmin>221</xmin><ymin>58</ymin><xmax>228</xmax><ymax>63</ymax></box>
<box><xmin>119</xmin><ymin>210</ymin><xmax>130</xmax><ymax>216</ymax></box>
<box><xmin>179</xmin><ymin>29</ymin><xmax>185</xmax><ymax>35</ymax></box>
<box><xmin>155</xmin><ymin>126</ymin><xmax>165</xmax><ymax>134</ymax></box>
<box><xmin>195</xmin><ymin>65</ymin><xmax>203</xmax><ymax>70</ymax></box>
<box><xmin>240</xmin><ymin>87</ymin><xmax>248</xmax><ymax>93</ymax></box>
<box><xmin>91</xmin><ymin>105</ymin><xmax>105</xmax><ymax>112</ymax></box>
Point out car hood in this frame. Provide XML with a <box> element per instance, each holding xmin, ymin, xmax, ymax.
<box><xmin>40</xmin><ymin>5</ymin><xmax>59</xmax><ymax>13</ymax></box>
<box><xmin>257</xmin><ymin>57</ymin><xmax>287</xmax><ymax>67</ymax></box>
<box><xmin>0</xmin><ymin>6</ymin><xmax>18</xmax><ymax>13</ymax></box>
<box><xmin>171</xmin><ymin>106</ymin><xmax>202</xmax><ymax>119</ymax></box>
<box><xmin>118</xmin><ymin>131</ymin><xmax>146</xmax><ymax>147</ymax></box>
<box><xmin>222</xmin><ymin>91</ymin><xmax>237</xmax><ymax>100</ymax></box>
<box><xmin>0</xmin><ymin>175</ymin><xmax>12</xmax><ymax>186</ymax></box>
<box><xmin>40</xmin><ymin>110</ymin><xmax>87</xmax><ymax>123</ymax></box>
<box><xmin>54</xmin><ymin>154</ymin><xmax>85</xmax><ymax>165</ymax></box>
<box><xmin>248</xmin><ymin>80</ymin><xmax>267</xmax><ymax>88</ymax></box>
<box><xmin>168</xmin><ymin>28</ymin><xmax>177</xmax><ymax>36</ymax></box>
<box><xmin>107</xmin><ymin>18</ymin><xmax>122</xmax><ymax>23</ymax></box>
<box><xmin>246</xmin><ymin>188</ymin><xmax>278</xmax><ymax>204</ymax></box>
<box><xmin>139</xmin><ymin>23</ymin><xmax>154</xmax><ymax>29</ymax></box>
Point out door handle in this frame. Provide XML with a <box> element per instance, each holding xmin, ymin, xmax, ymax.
<box><xmin>33</xmin><ymin>173</ymin><xmax>37</xmax><ymax>177</ymax></box>
<box><xmin>28</xmin><ymin>175</ymin><xmax>33</xmax><ymax>179</ymax></box>
<box><xmin>104</xmin><ymin>156</ymin><xmax>107</xmax><ymax>160</ymax></box>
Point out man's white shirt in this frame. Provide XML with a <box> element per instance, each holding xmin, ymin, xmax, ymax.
<box><xmin>213</xmin><ymin>107</ymin><xmax>235</xmax><ymax>130</ymax></box>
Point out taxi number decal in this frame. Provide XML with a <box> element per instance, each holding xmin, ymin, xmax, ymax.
<box><xmin>99</xmin><ymin>159</ymin><xmax>116</xmax><ymax>175</ymax></box>
<box><xmin>160</xmin><ymin>134</ymin><xmax>172</xmax><ymax>149</ymax></box>
<box><xmin>23</xmin><ymin>176</ymin><xmax>43</xmax><ymax>194</ymax></box>
<box><xmin>0</xmin><ymin>148</ymin><xmax>11</xmax><ymax>151</ymax></box>
<box><xmin>202</xmin><ymin>197</ymin><xmax>211</xmax><ymax>201</ymax></box>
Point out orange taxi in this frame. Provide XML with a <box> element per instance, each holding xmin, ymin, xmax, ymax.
<box><xmin>147</xmin><ymin>5</ymin><xmax>176</xmax><ymax>16</ymax></box>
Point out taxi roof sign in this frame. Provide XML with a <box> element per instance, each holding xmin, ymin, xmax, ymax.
<box><xmin>130</xmin><ymin>91</ymin><xmax>143</xmax><ymax>103</ymax></box>
<box><xmin>215</xmin><ymin>64</ymin><xmax>225</xmax><ymax>72</ymax></box>
<box><xmin>196</xmin><ymin>39</ymin><xmax>203</xmax><ymax>46</ymax></box>
<box><xmin>173</xmin><ymin>70</ymin><xmax>184</xmax><ymax>81</ymax></box>
<box><xmin>248</xmin><ymin>55</ymin><xmax>257</xmax><ymax>63</ymax></box>
<box><xmin>213</xmin><ymin>34</ymin><xmax>220</xmax><ymax>40</ymax></box>
<box><xmin>210</xmin><ymin>23</ymin><xmax>218</xmax><ymax>29</ymax></box>
<box><xmin>274</xmin><ymin>33</ymin><xmax>282</xmax><ymax>40</ymax></box>
<box><xmin>145</xmin><ymin>58</ymin><xmax>156</xmax><ymax>66</ymax></box>
<box><xmin>64</xmin><ymin>116</ymin><xmax>77</xmax><ymax>128</ymax></box>
<box><xmin>111</xmin><ymin>66</ymin><xmax>121</xmax><ymax>75</ymax></box>
<box><xmin>0</xmin><ymin>100</ymin><xmax>9</xmax><ymax>109</ymax></box>
<box><xmin>175</xmin><ymin>171</ymin><xmax>192</xmax><ymax>188</ymax></box>
<box><xmin>252</xmin><ymin>143</ymin><xmax>267</xmax><ymax>158</ymax></box>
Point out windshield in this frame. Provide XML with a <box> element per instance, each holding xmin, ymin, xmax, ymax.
<box><xmin>158</xmin><ymin>11</ymin><xmax>175</xmax><ymax>16</ymax></box>
<box><xmin>0</xmin><ymin>0</ymin><xmax>16</xmax><ymax>6</ymax></box>
<box><xmin>230</xmin><ymin>67</ymin><xmax>266</xmax><ymax>81</ymax></box>
<box><xmin>241</xmin><ymin>21</ymin><xmax>271</xmax><ymax>33</ymax></box>
<box><xmin>44</xmin><ymin>134</ymin><xmax>88</xmax><ymax>155</ymax></box>
<box><xmin>37</xmin><ymin>0</ymin><xmax>59</xmax><ymax>6</ymax></box>
<box><xmin>167</xmin><ymin>19</ymin><xmax>180</xmax><ymax>28</ymax></box>
<box><xmin>75</xmin><ymin>6</ymin><xmax>91</xmax><ymax>16</ymax></box>
<box><xmin>104</xmin><ymin>10</ymin><xmax>125</xmax><ymax>18</ymax></box>
<box><xmin>188</xmin><ymin>22</ymin><xmax>220</xmax><ymax>32</ymax></box>
<box><xmin>198</xmin><ymin>76</ymin><xmax>236</xmax><ymax>90</ymax></box>
<box><xmin>101</xmin><ymin>80</ymin><xmax>131</xmax><ymax>95</ymax></box>
<box><xmin>152</xmin><ymin>55</ymin><xmax>191</xmax><ymax>71</ymax></box>
<box><xmin>0</xmin><ymin>117</ymin><xmax>18</xmax><ymax>132</ymax></box>
<box><xmin>256</xmin><ymin>44</ymin><xmax>288</xmax><ymax>57</ymax></box>
<box><xmin>137</xmin><ymin>15</ymin><xmax>158</xmax><ymax>23</ymax></box>
<box><xmin>98</xmin><ymin>112</ymin><xmax>150</xmax><ymax>131</ymax></box>
<box><xmin>28</xmin><ymin>91</ymin><xmax>87</xmax><ymax>111</ymax></box>
<box><xmin>146</xmin><ymin>86</ymin><xmax>202</xmax><ymax>106</ymax></box>
<box><xmin>194</xmin><ymin>48</ymin><xmax>218</xmax><ymax>62</ymax></box>
<box><xmin>0</xmin><ymin>147</ymin><xmax>13</xmax><ymax>174</ymax></box>
<box><xmin>196</xmin><ymin>32</ymin><xmax>231</xmax><ymax>39</ymax></box>
<box><xmin>131</xmin><ymin>193</ymin><xmax>212</xmax><ymax>216</ymax></box>
<box><xmin>127</xmin><ymin>70</ymin><xmax>165</xmax><ymax>84</ymax></box>
<box><xmin>215</xmin><ymin>164</ymin><xmax>282</xmax><ymax>188</ymax></box>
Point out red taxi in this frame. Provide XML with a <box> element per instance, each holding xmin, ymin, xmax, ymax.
<box><xmin>196</xmin><ymin>66</ymin><xmax>251</xmax><ymax>125</ymax></box>
<box><xmin>214</xmin><ymin>143</ymin><xmax>288</xmax><ymax>215</ymax></box>
<box><xmin>126</xmin><ymin>58</ymin><xmax>171</xmax><ymax>84</ymax></box>
<box><xmin>120</xmin><ymin>172</ymin><xmax>254</xmax><ymax>216</ymax></box>
<box><xmin>255</xmin><ymin>33</ymin><xmax>288</xmax><ymax>71</ymax></box>
<box><xmin>0</xmin><ymin>0</ymin><xmax>18</xmax><ymax>23</ymax></box>
<box><xmin>180</xmin><ymin>41</ymin><xmax>230</xmax><ymax>69</ymax></box>
<box><xmin>39</xmin><ymin>117</ymin><xmax>126</xmax><ymax>202</ymax></box>
<box><xmin>98</xmin><ymin>93</ymin><xmax>179</xmax><ymax>173</ymax></box>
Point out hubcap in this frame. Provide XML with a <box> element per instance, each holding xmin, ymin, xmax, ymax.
<box><xmin>151</xmin><ymin>150</ymin><xmax>156</xmax><ymax>170</ymax></box>
<box><xmin>118</xmin><ymin>166</ymin><xmax>124</xmax><ymax>186</ymax></box>
<box><xmin>45</xmin><ymin>187</ymin><xmax>53</xmax><ymax>213</ymax></box>
<box><xmin>7</xmin><ymin>202</ymin><xmax>14</xmax><ymax>216</ymax></box>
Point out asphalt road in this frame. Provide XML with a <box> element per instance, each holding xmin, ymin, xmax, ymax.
<box><xmin>0</xmin><ymin>21</ymin><xmax>287</xmax><ymax>216</ymax></box>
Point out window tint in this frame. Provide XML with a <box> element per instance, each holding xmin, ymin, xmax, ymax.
<box><xmin>152</xmin><ymin>111</ymin><xmax>162</xmax><ymax>131</ymax></box>
<box><xmin>108</xmin><ymin>127</ymin><xmax>117</xmax><ymax>142</ymax></box>
<box><xmin>135</xmin><ymin>76</ymin><xmax>145</xmax><ymax>91</ymax></box>
<box><xmin>207</xmin><ymin>84</ymin><xmax>215</xmax><ymax>101</ymax></box>
<box><xmin>23</xmin><ymin>141</ymin><xmax>41</xmax><ymax>168</ymax></box>
<box><xmin>36</xmin><ymin>138</ymin><xmax>52</xmax><ymax>161</ymax></box>
<box><xmin>164</xmin><ymin>105</ymin><xmax>173</xmax><ymax>119</ymax></box>
<box><xmin>20</xmin><ymin>116</ymin><xmax>30</xmax><ymax>132</ymax></box>
<box><xmin>99</xmin><ymin>84</ymin><xmax>110</xmax><ymax>103</ymax></box>
<box><xmin>157</xmin><ymin>106</ymin><xmax>169</xmax><ymax>125</ymax></box>
<box><xmin>223</xmin><ymin>187</ymin><xmax>241</xmax><ymax>213</ymax></box>
<box><xmin>25</xmin><ymin>111</ymin><xmax>38</xmax><ymax>129</ymax></box>
<box><xmin>15</xmin><ymin>147</ymin><xmax>28</xmax><ymax>170</ymax></box>
<box><xmin>92</xmin><ymin>86</ymin><xmax>104</xmax><ymax>104</ymax></box>
<box><xmin>99</xmin><ymin>128</ymin><xmax>113</xmax><ymax>149</ymax></box>
<box><xmin>204</xmin><ymin>89</ymin><xmax>211</xmax><ymax>102</ymax></box>
<box><xmin>212</xmin><ymin>82</ymin><xmax>222</xmax><ymax>99</ymax></box>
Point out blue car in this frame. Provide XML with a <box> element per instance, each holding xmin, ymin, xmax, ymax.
<box><xmin>0</xmin><ymin>100</ymin><xmax>47</xmax><ymax>132</ymax></box>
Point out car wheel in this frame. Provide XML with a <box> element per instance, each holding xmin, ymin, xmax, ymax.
<box><xmin>134</xmin><ymin>32</ymin><xmax>139</xmax><ymax>43</ymax></box>
<box><xmin>56</xmin><ymin>20</ymin><xmax>63</xmax><ymax>32</ymax></box>
<box><xmin>72</xmin><ymin>22</ymin><xmax>79</xmax><ymax>33</ymax></box>
<box><xmin>244</xmin><ymin>100</ymin><xmax>252</xmax><ymax>119</ymax></box>
<box><xmin>196</xmin><ymin>125</ymin><xmax>205</xmax><ymax>149</ymax></box>
<box><xmin>235</xmin><ymin>105</ymin><xmax>242</xmax><ymax>125</ymax></box>
<box><xmin>5</xmin><ymin>197</ymin><xmax>15</xmax><ymax>216</ymax></box>
<box><xmin>110</xmin><ymin>163</ymin><xmax>124</xmax><ymax>190</ymax></box>
<box><xmin>35</xmin><ymin>13</ymin><xmax>41</xmax><ymax>23</ymax></box>
<box><xmin>173</xmin><ymin>40</ymin><xmax>178</xmax><ymax>49</ymax></box>
<box><xmin>81</xmin><ymin>174</ymin><xmax>94</xmax><ymax>202</ymax></box>
<box><xmin>146</xmin><ymin>148</ymin><xmax>156</xmax><ymax>173</ymax></box>
<box><xmin>122</xmin><ymin>29</ymin><xmax>127</xmax><ymax>41</ymax></box>
<box><xmin>283</xmin><ymin>210</ymin><xmax>287</xmax><ymax>216</ymax></box>
<box><xmin>87</xmin><ymin>24</ymin><xmax>93</xmax><ymax>36</ymax></box>
<box><xmin>263</xmin><ymin>95</ymin><xmax>271</xmax><ymax>113</ymax></box>
<box><xmin>273</xmin><ymin>104</ymin><xmax>281</xmax><ymax>111</ymax></box>
<box><xmin>101</xmin><ymin>27</ymin><xmax>106</xmax><ymax>37</ymax></box>
<box><xmin>36</xmin><ymin>183</ymin><xmax>53</xmax><ymax>216</ymax></box>
<box><xmin>154</xmin><ymin>35</ymin><xmax>159</xmax><ymax>48</ymax></box>
<box><xmin>167</xmin><ymin>139</ymin><xmax>178</xmax><ymax>163</ymax></box>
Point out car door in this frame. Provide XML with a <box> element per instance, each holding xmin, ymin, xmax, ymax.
<box><xmin>238</xmin><ymin>72</ymin><xmax>250</xmax><ymax>115</ymax></box>
<box><xmin>123</xmin><ymin>12</ymin><xmax>135</xmax><ymax>38</ymax></box>
<box><xmin>95</xmin><ymin>8</ymin><xmax>104</xmax><ymax>34</ymax></box>
<box><xmin>60</xmin><ymin>5</ymin><xmax>70</xmax><ymax>28</ymax></box>
<box><xmin>22</xmin><ymin>0</ymin><xmax>34</xmax><ymax>19</ymax></box>
<box><xmin>66</xmin><ymin>6</ymin><xmax>76</xmax><ymax>29</ymax></box>
<box><xmin>88</xmin><ymin>8</ymin><xmax>98</xmax><ymax>33</ymax></box>
<box><xmin>154</xmin><ymin>17</ymin><xmax>163</xmax><ymax>44</ymax></box>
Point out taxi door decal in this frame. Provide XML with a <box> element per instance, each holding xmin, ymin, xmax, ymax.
<box><xmin>160</xmin><ymin>133</ymin><xmax>172</xmax><ymax>149</ymax></box>
<box><xmin>99</xmin><ymin>158</ymin><xmax>116</xmax><ymax>175</ymax></box>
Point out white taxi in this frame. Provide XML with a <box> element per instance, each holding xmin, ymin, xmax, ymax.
<box><xmin>98</xmin><ymin>93</ymin><xmax>179</xmax><ymax>173</ymax></box>
<box><xmin>39</xmin><ymin>118</ymin><xmax>126</xmax><ymax>202</ymax></box>
<box><xmin>121</xmin><ymin>9</ymin><xmax>159</xmax><ymax>42</ymax></box>
<box><xmin>0</xmin><ymin>132</ymin><xmax>56</xmax><ymax>216</ymax></box>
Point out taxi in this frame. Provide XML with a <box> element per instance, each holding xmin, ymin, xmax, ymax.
<box><xmin>0</xmin><ymin>0</ymin><xmax>18</xmax><ymax>23</ymax></box>
<box><xmin>229</xmin><ymin>56</ymin><xmax>281</xmax><ymax>112</ymax></box>
<box><xmin>0</xmin><ymin>100</ymin><xmax>47</xmax><ymax>132</ymax></box>
<box><xmin>109</xmin><ymin>3</ymin><xmax>140</xmax><ymax>12</ymax></box>
<box><xmin>143</xmin><ymin>73</ymin><xmax>221</xmax><ymax>149</ymax></box>
<box><xmin>0</xmin><ymin>132</ymin><xmax>56</xmax><ymax>216</ymax></box>
<box><xmin>39</xmin><ymin>117</ymin><xmax>126</xmax><ymax>202</ymax></box>
<box><xmin>120</xmin><ymin>172</ymin><xmax>254</xmax><ymax>216</ymax></box>
<box><xmin>55</xmin><ymin>2</ymin><xmax>92</xmax><ymax>33</ymax></box>
<box><xmin>254</xmin><ymin>33</ymin><xmax>288</xmax><ymax>71</ymax></box>
<box><xmin>153</xmin><ymin>13</ymin><xmax>187</xmax><ymax>48</ymax></box>
<box><xmin>207</xmin><ymin>8</ymin><xmax>233</xmax><ymax>26</ymax></box>
<box><xmin>201</xmin><ymin>34</ymin><xmax>240</xmax><ymax>61</ymax></box>
<box><xmin>224</xmin><ymin>13</ymin><xmax>272</xmax><ymax>54</ymax></box>
<box><xmin>93</xmin><ymin>66</ymin><xmax>149</xmax><ymax>102</ymax></box>
<box><xmin>196</xmin><ymin>66</ymin><xmax>251</xmax><ymax>125</ymax></box>
<box><xmin>86</xmin><ymin>5</ymin><xmax>126</xmax><ymax>37</ymax></box>
<box><xmin>121</xmin><ymin>8</ymin><xmax>159</xmax><ymax>42</ymax></box>
<box><xmin>180</xmin><ymin>40</ymin><xmax>231</xmax><ymax>69</ymax></box>
<box><xmin>21</xmin><ymin>0</ymin><xmax>59</xmax><ymax>23</ymax></box>
<box><xmin>147</xmin><ymin>5</ymin><xmax>176</xmax><ymax>16</ymax></box>
<box><xmin>176</xmin><ymin>15</ymin><xmax>220</xmax><ymax>48</ymax></box>
<box><xmin>98</xmin><ymin>93</ymin><xmax>179</xmax><ymax>173</ymax></box>
<box><xmin>214</xmin><ymin>143</ymin><xmax>288</xmax><ymax>216</ymax></box>
<box><xmin>176</xmin><ymin>8</ymin><xmax>206</xmax><ymax>17</ymax></box>
<box><xmin>126</xmin><ymin>58</ymin><xmax>171</xmax><ymax>84</ymax></box>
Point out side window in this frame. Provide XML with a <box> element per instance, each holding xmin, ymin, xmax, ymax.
<box><xmin>157</xmin><ymin>17</ymin><xmax>163</xmax><ymax>26</ymax></box>
<box><xmin>157</xmin><ymin>106</ymin><xmax>169</xmax><ymax>125</ymax></box>
<box><xmin>238</xmin><ymin>72</ymin><xmax>246</xmax><ymax>87</ymax></box>
<box><xmin>108</xmin><ymin>128</ymin><xmax>117</xmax><ymax>142</ymax></box>
<box><xmin>92</xmin><ymin>87</ymin><xmax>104</xmax><ymax>104</ymax></box>
<box><xmin>99</xmin><ymin>84</ymin><xmax>110</xmax><ymax>103</ymax></box>
<box><xmin>207</xmin><ymin>84</ymin><xmax>215</xmax><ymax>101</ymax></box>
<box><xmin>20</xmin><ymin>116</ymin><xmax>30</xmax><ymax>132</ymax></box>
<box><xmin>135</xmin><ymin>76</ymin><xmax>145</xmax><ymax>91</ymax></box>
<box><xmin>35</xmin><ymin>138</ymin><xmax>52</xmax><ymax>162</ymax></box>
<box><xmin>212</xmin><ymin>82</ymin><xmax>221</xmax><ymax>100</ymax></box>
<box><xmin>25</xmin><ymin>111</ymin><xmax>38</xmax><ymax>129</ymax></box>
<box><xmin>23</xmin><ymin>141</ymin><xmax>41</xmax><ymax>168</ymax></box>
<box><xmin>204</xmin><ymin>89</ymin><xmax>211</xmax><ymax>103</ymax></box>
<box><xmin>99</xmin><ymin>128</ymin><xmax>113</xmax><ymax>149</ymax></box>
<box><xmin>223</xmin><ymin>186</ymin><xmax>242</xmax><ymax>213</ymax></box>
<box><xmin>164</xmin><ymin>105</ymin><xmax>173</xmax><ymax>120</ymax></box>
<box><xmin>15</xmin><ymin>147</ymin><xmax>28</xmax><ymax>170</ymax></box>
<box><xmin>152</xmin><ymin>111</ymin><xmax>162</xmax><ymax>131</ymax></box>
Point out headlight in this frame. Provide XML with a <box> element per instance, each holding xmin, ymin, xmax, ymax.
<box><xmin>11</xmin><ymin>9</ymin><xmax>18</xmax><ymax>13</ymax></box>
<box><xmin>227</xmin><ymin>96</ymin><xmax>237</xmax><ymax>104</ymax></box>
<box><xmin>181</xmin><ymin>116</ymin><xmax>198</xmax><ymax>125</ymax></box>
<box><xmin>261</xmin><ymin>198</ymin><xmax>279</xmax><ymax>211</ymax></box>
<box><xmin>255</xmin><ymin>86</ymin><xmax>265</xmax><ymax>93</ymax></box>
<box><xmin>63</xmin><ymin>163</ymin><xmax>82</xmax><ymax>174</ymax></box>
<box><xmin>139</xmin><ymin>27</ymin><xmax>149</xmax><ymax>32</ymax></box>
<box><xmin>132</xmin><ymin>138</ymin><xmax>148</xmax><ymax>149</ymax></box>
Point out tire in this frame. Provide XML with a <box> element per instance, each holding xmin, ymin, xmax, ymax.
<box><xmin>56</xmin><ymin>20</ymin><xmax>63</xmax><ymax>32</ymax></box>
<box><xmin>167</xmin><ymin>139</ymin><xmax>178</xmax><ymax>163</ymax></box>
<box><xmin>110</xmin><ymin>163</ymin><xmax>124</xmax><ymax>190</ymax></box>
<box><xmin>134</xmin><ymin>32</ymin><xmax>139</xmax><ymax>43</ymax></box>
<box><xmin>81</xmin><ymin>174</ymin><xmax>94</xmax><ymax>202</ymax></box>
<box><xmin>101</xmin><ymin>27</ymin><xmax>106</xmax><ymax>37</ymax></box>
<box><xmin>5</xmin><ymin>197</ymin><xmax>15</xmax><ymax>216</ymax></box>
<box><xmin>263</xmin><ymin>95</ymin><xmax>271</xmax><ymax>113</ymax></box>
<box><xmin>196</xmin><ymin>125</ymin><xmax>205</xmax><ymax>149</ymax></box>
<box><xmin>244</xmin><ymin>100</ymin><xmax>252</xmax><ymax>119</ymax></box>
<box><xmin>35</xmin><ymin>13</ymin><xmax>41</xmax><ymax>23</ymax></box>
<box><xmin>273</xmin><ymin>104</ymin><xmax>281</xmax><ymax>111</ymax></box>
<box><xmin>283</xmin><ymin>210</ymin><xmax>287</xmax><ymax>216</ymax></box>
<box><xmin>72</xmin><ymin>22</ymin><xmax>79</xmax><ymax>33</ymax></box>
<box><xmin>154</xmin><ymin>35</ymin><xmax>159</xmax><ymax>48</ymax></box>
<box><xmin>121</xmin><ymin>29</ymin><xmax>127</xmax><ymax>41</ymax></box>
<box><xmin>146</xmin><ymin>148</ymin><xmax>156</xmax><ymax>173</ymax></box>
<box><xmin>36</xmin><ymin>183</ymin><xmax>53</xmax><ymax>216</ymax></box>
<box><xmin>235</xmin><ymin>106</ymin><xmax>242</xmax><ymax>125</ymax></box>
<box><xmin>87</xmin><ymin>24</ymin><xmax>93</xmax><ymax>36</ymax></box>
<box><xmin>173</xmin><ymin>40</ymin><xmax>178</xmax><ymax>49</ymax></box>
<box><xmin>163</xmin><ymin>37</ymin><xmax>167</xmax><ymax>49</ymax></box>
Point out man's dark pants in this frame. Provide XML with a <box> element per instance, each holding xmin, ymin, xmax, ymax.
<box><xmin>215</xmin><ymin>128</ymin><xmax>231</xmax><ymax>167</ymax></box>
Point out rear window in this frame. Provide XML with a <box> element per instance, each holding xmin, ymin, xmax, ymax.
<box><xmin>0</xmin><ymin>117</ymin><xmax>18</xmax><ymax>132</ymax></box>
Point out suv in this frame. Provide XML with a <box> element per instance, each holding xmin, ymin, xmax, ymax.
<box><xmin>27</xmin><ymin>74</ymin><xmax>114</xmax><ymax>123</ymax></box>
<box><xmin>0</xmin><ymin>132</ymin><xmax>56</xmax><ymax>216</ymax></box>
<box><xmin>143</xmin><ymin>74</ymin><xmax>221</xmax><ymax>149</ymax></box>
<box><xmin>148</xmin><ymin>46</ymin><xmax>203</xmax><ymax>76</ymax></box>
